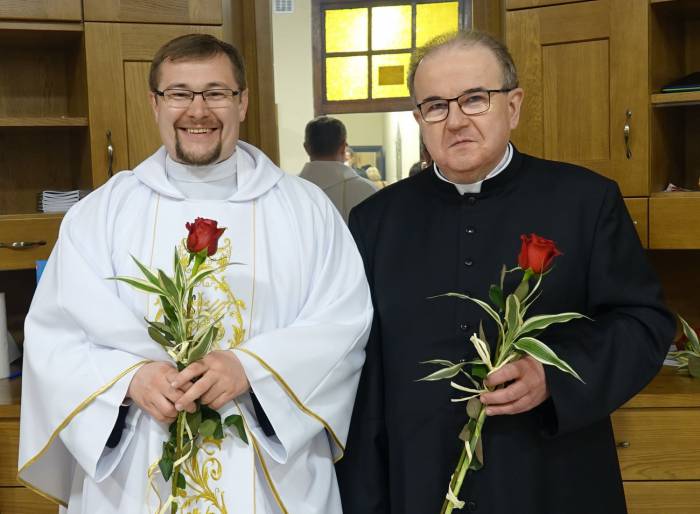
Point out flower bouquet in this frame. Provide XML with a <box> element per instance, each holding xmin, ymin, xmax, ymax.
<box><xmin>668</xmin><ymin>316</ymin><xmax>700</xmax><ymax>378</ymax></box>
<box><xmin>420</xmin><ymin>234</ymin><xmax>586</xmax><ymax>514</ymax></box>
<box><xmin>113</xmin><ymin>217</ymin><xmax>247</xmax><ymax>513</ymax></box>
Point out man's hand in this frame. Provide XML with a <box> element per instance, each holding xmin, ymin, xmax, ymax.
<box><xmin>127</xmin><ymin>362</ymin><xmax>194</xmax><ymax>423</ymax></box>
<box><xmin>480</xmin><ymin>356</ymin><xmax>549</xmax><ymax>415</ymax></box>
<box><xmin>170</xmin><ymin>350</ymin><xmax>250</xmax><ymax>411</ymax></box>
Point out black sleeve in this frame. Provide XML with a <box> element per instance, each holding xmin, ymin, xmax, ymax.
<box><xmin>105</xmin><ymin>404</ymin><xmax>130</xmax><ymax>449</ymax></box>
<box><xmin>542</xmin><ymin>181</ymin><xmax>675</xmax><ymax>436</ymax></box>
<box><xmin>250</xmin><ymin>390</ymin><xmax>275</xmax><ymax>437</ymax></box>
<box><xmin>336</xmin><ymin>208</ymin><xmax>390</xmax><ymax>514</ymax></box>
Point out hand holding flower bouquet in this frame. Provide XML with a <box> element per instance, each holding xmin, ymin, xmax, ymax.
<box><xmin>113</xmin><ymin>217</ymin><xmax>247</xmax><ymax>514</ymax></box>
<box><xmin>420</xmin><ymin>234</ymin><xmax>586</xmax><ymax>514</ymax></box>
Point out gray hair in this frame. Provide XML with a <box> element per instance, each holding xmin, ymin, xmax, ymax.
<box><xmin>407</xmin><ymin>30</ymin><xmax>519</xmax><ymax>101</ymax></box>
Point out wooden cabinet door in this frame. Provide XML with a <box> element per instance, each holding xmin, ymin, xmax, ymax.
<box><xmin>506</xmin><ymin>0</ymin><xmax>650</xmax><ymax>196</ymax></box>
<box><xmin>84</xmin><ymin>23</ymin><xmax>222</xmax><ymax>186</ymax></box>
<box><xmin>83</xmin><ymin>0</ymin><xmax>222</xmax><ymax>24</ymax></box>
<box><xmin>0</xmin><ymin>0</ymin><xmax>81</xmax><ymax>21</ymax></box>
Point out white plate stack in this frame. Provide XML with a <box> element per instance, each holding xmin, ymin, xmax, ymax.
<box><xmin>37</xmin><ymin>190</ymin><xmax>90</xmax><ymax>213</ymax></box>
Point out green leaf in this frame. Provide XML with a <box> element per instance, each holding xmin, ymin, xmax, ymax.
<box><xmin>224</xmin><ymin>414</ymin><xmax>249</xmax><ymax>444</ymax></box>
<box><xmin>514</xmin><ymin>336</ymin><xmax>584</xmax><ymax>382</ymax></box>
<box><xmin>688</xmin><ymin>354</ymin><xmax>700</xmax><ymax>378</ymax></box>
<box><xmin>471</xmin><ymin>363</ymin><xmax>488</xmax><ymax>379</ymax></box>
<box><xmin>189</xmin><ymin>267</ymin><xmax>218</xmax><ymax>290</ymax></box>
<box><xmin>489</xmin><ymin>284</ymin><xmax>504</xmax><ymax>312</ymax></box>
<box><xmin>158</xmin><ymin>269</ymin><xmax>180</xmax><ymax>302</ymax></box>
<box><xmin>679</xmin><ymin>315</ymin><xmax>700</xmax><ymax>354</ymax></box>
<box><xmin>505</xmin><ymin>294</ymin><xmax>522</xmax><ymax>333</ymax></box>
<box><xmin>186</xmin><ymin>410</ymin><xmax>202</xmax><ymax>436</ymax></box>
<box><xmin>200</xmin><ymin>404</ymin><xmax>220</xmax><ymax>421</ymax></box>
<box><xmin>420</xmin><ymin>359</ymin><xmax>457</xmax><ymax>367</ymax></box>
<box><xmin>148</xmin><ymin>326</ymin><xmax>172</xmax><ymax>348</ymax></box>
<box><xmin>159</xmin><ymin>295</ymin><xmax>178</xmax><ymax>323</ymax></box>
<box><xmin>431</xmin><ymin>292</ymin><xmax>504</xmax><ymax>334</ymax></box>
<box><xmin>174</xmin><ymin>248</ymin><xmax>184</xmax><ymax>291</ymax></box>
<box><xmin>131</xmin><ymin>255</ymin><xmax>162</xmax><ymax>290</ymax></box>
<box><xmin>177</xmin><ymin>472</ymin><xmax>186</xmax><ymax>490</ymax></box>
<box><xmin>199</xmin><ymin>419</ymin><xmax>217</xmax><ymax>438</ymax></box>
<box><xmin>145</xmin><ymin>320</ymin><xmax>175</xmax><ymax>341</ymax></box>
<box><xmin>110</xmin><ymin>276</ymin><xmax>164</xmax><ymax>295</ymax></box>
<box><xmin>417</xmin><ymin>362</ymin><xmax>468</xmax><ymax>381</ymax></box>
<box><xmin>187</xmin><ymin>324</ymin><xmax>218</xmax><ymax>364</ymax></box>
<box><xmin>159</xmin><ymin>456</ymin><xmax>173</xmax><ymax>482</ymax></box>
<box><xmin>213</xmin><ymin>420</ymin><xmax>224</xmax><ymax>440</ymax></box>
<box><xmin>467</xmin><ymin>397</ymin><xmax>482</xmax><ymax>420</ymax></box>
<box><xmin>516</xmin><ymin>312</ymin><xmax>587</xmax><ymax>339</ymax></box>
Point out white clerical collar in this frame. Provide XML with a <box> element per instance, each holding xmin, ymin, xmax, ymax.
<box><xmin>165</xmin><ymin>152</ymin><xmax>238</xmax><ymax>200</ymax></box>
<box><xmin>433</xmin><ymin>143</ymin><xmax>513</xmax><ymax>194</ymax></box>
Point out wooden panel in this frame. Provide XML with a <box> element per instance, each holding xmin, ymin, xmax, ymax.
<box><xmin>124</xmin><ymin>62</ymin><xmax>161</xmax><ymax>169</ymax></box>
<box><xmin>623</xmin><ymin>198</ymin><xmax>648</xmax><ymax>248</ymax></box>
<box><xmin>84</xmin><ymin>0</ymin><xmax>222</xmax><ymax>25</ymax></box>
<box><xmin>650</xmin><ymin>251</ymin><xmax>700</xmax><ymax>330</ymax></box>
<box><xmin>506</xmin><ymin>0</ymin><xmax>590</xmax><ymax>10</ymax></box>
<box><xmin>624</xmin><ymin>481</ymin><xmax>700</xmax><ymax>514</ymax></box>
<box><xmin>0</xmin><ymin>419</ymin><xmax>19</xmax><ymax>485</ymax></box>
<box><xmin>611</xmin><ymin>408</ymin><xmax>700</xmax><ymax>480</ymax></box>
<box><xmin>0</xmin><ymin>0</ymin><xmax>81</xmax><ymax>22</ymax></box>
<box><xmin>0</xmin><ymin>486</ymin><xmax>58</xmax><ymax>514</ymax></box>
<box><xmin>542</xmin><ymin>40</ymin><xmax>609</xmax><ymax>162</ymax></box>
<box><xmin>649</xmin><ymin>193</ymin><xmax>700</xmax><ymax>248</ymax></box>
<box><xmin>507</xmin><ymin>0</ymin><xmax>649</xmax><ymax>196</ymax></box>
<box><xmin>0</xmin><ymin>214</ymin><xmax>62</xmax><ymax>270</ymax></box>
<box><xmin>621</xmin><ymin>367</ymin><xmax>700</xmax><ymax>409</ymax></box>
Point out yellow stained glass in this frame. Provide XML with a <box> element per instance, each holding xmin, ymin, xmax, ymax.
<box><xmin>325</xmin><ymin>8</ymin><xmax>368</xmax><ymax>53</ymax></box>
<box><xmin>326</xmin><ymin>56</ymin><xmax>368</xmax><ymax>101</ymax></box>
<box><xmin>416</xmin><ymin>2</ymin><xmax>459</xmax><ymax>48</ymax></box>
<box><xmin>372</xmin><ymin>53</ymin><xmax>411</xmax><ymax>99</ymax></box>
<box><xmin>371</xmin><ymin>5</ymin><xmax>412</xmax><ymax>51</ymax></box>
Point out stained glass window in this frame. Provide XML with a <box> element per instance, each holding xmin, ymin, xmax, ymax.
<box><xmin>317</xmin><ymin>1</ymin><xmax>464</xmax><ymax>112</ymax></box>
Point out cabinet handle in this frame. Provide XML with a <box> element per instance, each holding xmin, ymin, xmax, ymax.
<box><xmin>107</xmin><ymin>129</ymin><xmax>114</xmax><ymax>177</ymax></box>
<box><xmin>617</xmin><ymin>441</ymin><xmax>631</xmax><ymax>449</ymax></box>
<box><xmin>0</xmin><ymin>240</ymin><xmax>47</xmax><ymax>249</ymax></box>
<box><xmin>623</xmin><ymin>110</ymin><xmax>632</xmax><ymax>159</ymax></box>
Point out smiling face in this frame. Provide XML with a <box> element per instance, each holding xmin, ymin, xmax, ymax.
<box><xmin>412</xmin><ymin>44</ymin><xmax>523</xmax><ymax>184</ymax></box>
<box><xmin>151</xmin><ymin>53</ymin><xmax>248</xmax><ymax>166</ymax></box>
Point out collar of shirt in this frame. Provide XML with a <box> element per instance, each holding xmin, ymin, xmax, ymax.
<box><xmin>433</xmin><ymin>142</ymin><xmax>513</xmax><ymax>195</ymax></box>
<box><xmin>165</xmin><ymin>152</ymin><xmax>238</xmax><ymax>200</ymax></box>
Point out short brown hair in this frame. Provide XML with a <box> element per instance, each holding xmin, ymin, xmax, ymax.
<box><xmin>407</xmin><ymin>30</ymin><xmax>518</xmax><ymax>101</ymax></box>
<box><xmin>149</xmin><ymin>34</ymin><xmax>247</xmax><ymax>92</ymax></box>
<box><xmin>305</xmin><ymin>116</ymin><xmax>347</xmax><ymax>158</ymax></box>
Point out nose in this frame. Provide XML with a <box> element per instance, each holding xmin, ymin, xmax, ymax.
<box><xmin>185</xmin><ymin>93</ymin><xmax>211</xmax><ymax>117</ymax></box>
<box><xmin>445</xmin><ymin>99</ymin><xmax>471</xmax><ymax>130</ymax></box>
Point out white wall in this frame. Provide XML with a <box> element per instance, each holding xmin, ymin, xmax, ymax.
<box><xmin>272</xmin><ymin>0</ymin><xmax>314</xmax><ymax>174</ymax></box>
<box><xmin>384</xmin><ymin>112</ymin><xmax>421</xmax><ymax>182</ymax></box>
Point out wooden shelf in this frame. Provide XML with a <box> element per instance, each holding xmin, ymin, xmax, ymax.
<box><xmin>0</xmin><ymin>117</ymin><xmax>88</xmax><ymax>128</ymax></box>
<box><xmin>0</xmin><ymin>213</ymin><xmax>64</xmax><ymax>222</ymax></box>
<box><xmin>650</xmin><ymin>191</ymin><xmax>700</xmax><ymax>198</ymax></box>
<box><xmin>651</xmin><ymin>90</ymin><xmax>700</xmax><ymax>107</ymax></box>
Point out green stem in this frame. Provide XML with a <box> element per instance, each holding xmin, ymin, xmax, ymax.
<box><xmin>440</xmin><ymin>405</ymin><xmax>488</xmax><ymax>514</ymax></box>
<box><xmin>171</xmin><ymin>410</ymin><xmax>186</xmax><ymax>514</ymax></box>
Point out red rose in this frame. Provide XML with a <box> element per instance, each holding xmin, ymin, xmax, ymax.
<box><xmin>185</xmin><ymin>218</ymin><xmax>226</xmax><ymax>256</ymax></box>
<box><xmin>518</xmin><ymin>233</ymin><xmax>562</xmax><ymax>274</ymax></box>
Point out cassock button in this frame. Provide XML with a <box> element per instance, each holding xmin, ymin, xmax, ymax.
<box><xmin>467</xmin><ymin>500</ymin><xmax>478</xmax><ymax>511</ymax></box>
<box><xmin>459</xmin><ymin>323</ymin><xmax>471</xmax><ymax>332</ymax></box>
<box><xmin>465</xmin><ymin>226</ymin><xmax>476</xmax><ymax>235</ymax></box>
<box><xmin>467</xmin><ymin>196</ymin><xmax>477</xmax><ymax>205</ymax></box>
<box><xmin>464</xmin><ymin>258</ymin><xmax>474</xmax><ymax>267</ymax></box>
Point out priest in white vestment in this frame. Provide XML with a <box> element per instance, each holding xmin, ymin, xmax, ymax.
<box><xmin>18</xmin><ymin>34</ymin><xmax>372</xmax><ymax>514</ymax></box>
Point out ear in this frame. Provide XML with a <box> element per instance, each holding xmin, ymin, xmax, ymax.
<box><xmin>338</xmin><ymin>141</ymin><xmax>348</xmax><ymax>161</ymax></box>
<box><xmin>150</xmin><ymin>92</ymin><xmax>159</xmax><ymax>122</ymax></box>
<box><xmin>412</xmin><ymin>108</ymin><xmax>422</xmax><ymax>125</ymax></box>
<box><xmin>507</xmin><ymin>88</ymin><xmax>524</xmax><ymax>130</ymax></box>
<box><xmin>238</xmin><ymin>89</ymin><xmax>249</xmax><ymax>122</ymax></box>
<box><xmin>303</xmin><ymin>141</ymin><xmax>310</xmax><ymax>155</ymax></box>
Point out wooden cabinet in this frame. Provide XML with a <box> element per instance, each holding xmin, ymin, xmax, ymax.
<box><xmin>611</xmin><ymin>367</ymin><xmax>700</xmax><ymax>514</ymax></box>
<box><xmin>506</xmin><ymin>0</ymin><xmax>650</xmax><ymax>197</ymax></box>
<box><xmin>0</xmin><ymin>1</ymin><xmax>81</xmax><ymax>22</ymax></box>
<box><xmin>0</xmin><ymin>378</ymin><xmax>57</xmax><ymax>514</ymax></box>
<box><xmin>83</xmin><ymin>0</ymin><xmax>222</xmax><ymax>24</ymax></box>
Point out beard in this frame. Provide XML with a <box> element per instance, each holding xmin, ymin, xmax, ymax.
<box><xmin>174</xmin><ymin>131</ymin><xmax>223</xmax><ymax>166</ymax></box>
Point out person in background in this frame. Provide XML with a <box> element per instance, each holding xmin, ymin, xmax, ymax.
<box><xmin>301</xmin><ymin>116</ymin><xmax>378</xmax><ymax>223</ymax></box>
<box><xmin>337</xmin><ymin>29</ymin><xmax>673</xmax><ymax>514</ymax></box>
<box><xmin>345</xmin><ymin>145</ymin><xmax>369</xmax><ymax>178</ymax></box>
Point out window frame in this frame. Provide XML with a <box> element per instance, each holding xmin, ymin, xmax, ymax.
<box><xmin>312</xmin><ymin>0</ymin><xmax>470</xmax><ymax>115</ymax></box>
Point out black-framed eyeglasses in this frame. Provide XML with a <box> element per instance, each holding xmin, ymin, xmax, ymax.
<box><xmin>416</xmin><ymin>88</ymin><xmax>515</xmax><ymax>123</ymax></box>
<box><xmin>154</xmin><ymin>88</ymin><xmax>241</xmax><ymax>108</ymax></box>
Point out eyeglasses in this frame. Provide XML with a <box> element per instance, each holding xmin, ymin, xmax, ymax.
<box><xmin>416</xmin><ymin>88</ymin><xmax>514</xmax><ymax>123</ymax></box>
<box><xmin>154</xmin><ymin>88</ymin><xmax>241</xmax><ymax>108</ymax></box>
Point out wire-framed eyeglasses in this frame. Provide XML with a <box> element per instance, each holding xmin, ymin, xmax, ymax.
<box><xmin>416</xmin><ymin>88</ymin><xmax>515</xmax><ymax>123</ymax></box>
<box><xmin>154</xmin><ymin>88</ymin><xmax>241</xmax><ymax>108</ymax></box>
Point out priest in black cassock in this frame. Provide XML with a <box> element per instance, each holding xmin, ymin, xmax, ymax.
<box><xmin>336</xmin><ymin>30</ymin><xmax>675</xmax><ymax>514</ymax></box>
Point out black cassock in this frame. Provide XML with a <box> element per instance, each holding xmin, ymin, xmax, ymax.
<box><xmin>336</xmin><ymin>147</ymin><xmax>674</xmax><ymax>514</ymax></box>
